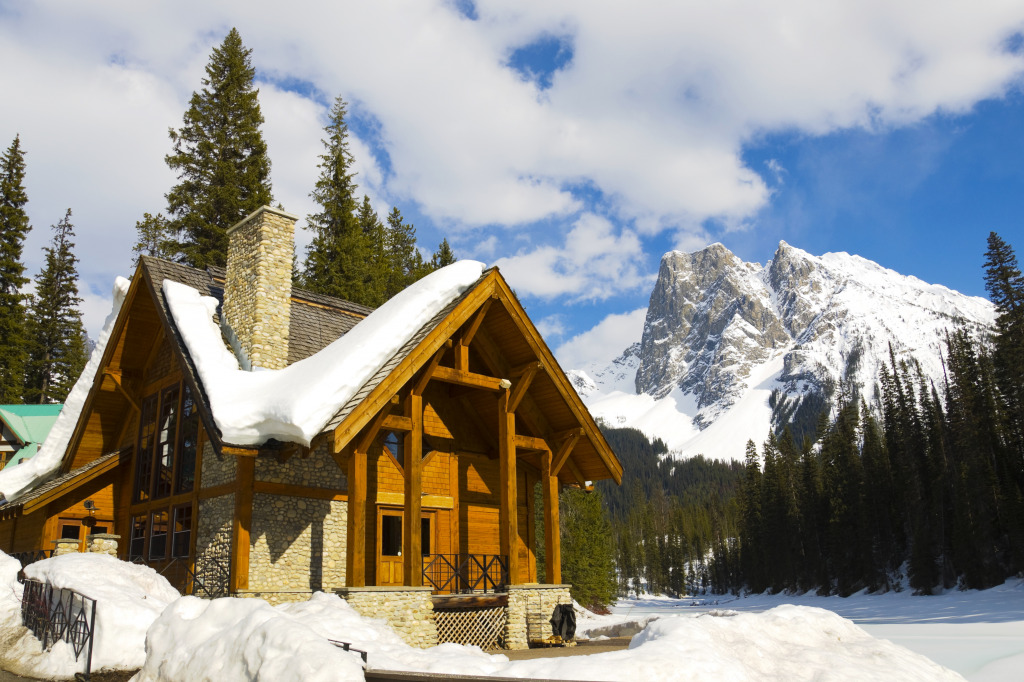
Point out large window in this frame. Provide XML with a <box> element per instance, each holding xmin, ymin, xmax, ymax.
<box><xmin>172</xmin><ymin>505</ymin><xmax>192</xmax><ymax>558</ymax></box>
<box><xmin>149</xmin><ymin>510</ymin><xmax>168</xmax><ymax>560</ymax></box>
<box><xmin>133</xmin><ymin>383</ymin><xmax>199</xmax><ymax>502</ymax></box>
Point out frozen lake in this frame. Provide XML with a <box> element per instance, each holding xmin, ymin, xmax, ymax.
<box><xmin>608</xmin><ymin>579</ymin><xmax>1024</xmax><ymax>681</ymax></box>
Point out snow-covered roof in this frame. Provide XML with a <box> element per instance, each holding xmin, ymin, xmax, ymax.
<box><xmin>164</xmin><ymin>260</ymin><xmax>487</xmax><ymax>446</ymax></box>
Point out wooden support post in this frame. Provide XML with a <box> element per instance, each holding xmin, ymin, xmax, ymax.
<box><xmin>346</xmin><ymin>448</ymin><xmax>367</xmax><ymax>587</ymax></box>
<box><xmin>498</xmin><ymin>389</ymin><xmax>520</xmax><ymax>585</ymax></box>
<box><xmin>542</xmin><ymin>449</ymin><xmax>561</xmax><ymax>584</ymax></box>
<box><xmin>403</xmin><ymin>393</ymin><xmax>423</xmax><ymax>586</ymax></box>
<box><xmin>232</xmin><ymin>456</ymin><xmax>254</xmax><ymax>592</ymax></box>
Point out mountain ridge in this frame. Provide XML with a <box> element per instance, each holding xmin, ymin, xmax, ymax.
<box><xmin>569</xmin><ymin>241</ymin><xmax>995</xmax><ymax>460</ymax></box>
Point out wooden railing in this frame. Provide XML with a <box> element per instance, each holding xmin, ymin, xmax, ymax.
<box><xmin>422</xmin><ymin>554</ymin><xmax>508</xmax><ymax>594</ymax></box>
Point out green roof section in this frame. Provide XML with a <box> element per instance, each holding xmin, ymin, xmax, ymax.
<box><xmin>6</xmin><ymin>442</ymin><xmax>40</xmax><ymax>467</ymax></box>
<box><xmin>0</xmin><ymin>403</ymin><xmax>63</xmax><ymax>447</ymax></box>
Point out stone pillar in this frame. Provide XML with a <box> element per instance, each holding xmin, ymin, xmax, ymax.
<box><xmin>337</xmin><ymin>586</ymin><xmax>438</xmax><ymax>648</ymax></box>
<box><xmin>86</xmin><ymin>533</ymin><xmax>120</xmax><ymax>556</ymax></box>
<box><xmin>504</xmin><ymin>584</ymin><xmax>573</xmax><ymax>649</ymax></box>
<box><xmin>223</xmin><ymin>206</ymin><xmax>297</xmax><ymax>370</ymax></box>
<box><xmin>52</xmin><ymin>538</ymin><xmax>80</xmax><ymax>556</ymax></box>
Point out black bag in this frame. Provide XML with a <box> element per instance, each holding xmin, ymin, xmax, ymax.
<box><xmin>549</xmin><ymin>603</ymin><xmax>577</xmax><ymax>640</ymax></box>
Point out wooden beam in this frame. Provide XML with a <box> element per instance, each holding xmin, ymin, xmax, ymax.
<box><xmin>346</xmin><ymin>448</ymin><xmax>367</xmax><ymax>586</ymax></box>
<box><xmin>498</xmin><ymin>389</ymin><xmax>520</xmax><ymax>585</ymax></box>
<box><xmin>104</xmin><ymin>370</ymin><xmax>140</xmax><ymax>413</ymax></box>
<box><xmin>351</xmin><ymin>401</ymin><xmax>394</xmax><ymax>455</ymax></box>
<box><xmin>403</xmin><ymin>393</ymin><xmax>423</xmax><ymax>586</ymax></box>
<box><xmin>382</xmin><ymin>414</ymin><xmax>412</xmax><ymax>432</ymax></box>
<box><xmin>431</xmin><ymin>365</ymin><xmax>504</xmax><ymax>392</ymax></box>
<box><xmin>253</xmin><ymin>481</ymin><xmax>348</xmax><ymax>501</ymax></box>
<box><xmin>565</xmin><ymin>456</ymin><xmax>587</xmax><ymax>487</ymax></box>
<box><xmin>551</xmin><ymin>431</ymin><xmax>581</xmax><ymax>477</ymax></box>
<box><xmin>513</xmin><ymin>434</ymin><xmax>550</xmax><ymax>452</ymax></box>
<box><xmin>542</xmin><ymin>449</ymin><xmax>561</xmax><ymax>584</ymax></box>
<box><xmin>461</xmin><ymin>298</ymin><xmax>493</xmax><ymax>348</ymax></box>
<box><xmin>231</xmin><ymin>457</ymin><xmax>254</xmax><ymax>592</ymax></box>
<box><xmin>222</xmin><ymin>445</ymin><xmax>259</xmax><ymax>457</ymax></box>
<box><xmin>413</xmin><ymin>341</ymin><xmax>451</xmax><ymax>396</ymax></box>
<box><xmin>508</xmin><ymin>362</ymin><xmax>540</xmax><ymax>413</ymax></box>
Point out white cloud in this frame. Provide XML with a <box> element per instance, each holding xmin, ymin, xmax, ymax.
<box><xmin>3</xmin><ymin>0</ymin><xmax>1024</xmax><ymax>336</ymax></box>
<box><xmin>493</xmin><ymin>213</ymin><xmax>652</xmax><ymax>300</ymax></box>
<box><xmin>555</xmin><ymin>307</ymin><xmax>648</xmax><ymax>371</ymax></box>
<box><xmin>535</xmin><ymin>314</ymin><xmax>567</xmax><ymax>340</ymax></box>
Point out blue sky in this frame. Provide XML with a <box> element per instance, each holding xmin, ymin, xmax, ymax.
<box><xmin>2</xmin><ymin>1</ymin><xmax>1023</xmax><ymax>370</ymax></box>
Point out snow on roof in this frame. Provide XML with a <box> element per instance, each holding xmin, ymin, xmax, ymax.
<box><xmin>0</xmin><ymin>277</ymin><xmax>131</xmax><ymax>504</ymax></box>
<box><xmin>164</xmin><ymin>260</ymin><xmax>486</xmax><ymax>447</ymax></box>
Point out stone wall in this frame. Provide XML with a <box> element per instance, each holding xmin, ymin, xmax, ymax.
<box><xmin>223</xmin><ymin>206</ymin><xmax>297</xmax><ymax>370</ymax></box>
<box><xmin>195</xmin><ymin>493</ymin><xmax>234</xmax><ymax>593</ymax></box>
<box><xmin>248</xmin><ymin>494</ymin><xmax>347</xmax><ymax>593</ymax></box>
<box><xmin>86</xmin><ymin>533</ymin><xmax>119</xmax><ymax>556</ymax></box>
<box><xmin>255</xmin><ymin>442</ymin><xmax>346</xmax><ymax>490</ymax></box>
<box><xmin>337</xmin><ymin>587</ymin><xmax>438</xmax><ymax>649</ymax></box>
<box><xmin>504</xmin><ymin>584</ymin><xmax>573</xmax><ymax>649</ymax></box>
<box><xmin>201</xmin><ymin>440</ymin><xmax>236</xmax><ymax>488</ymax></box>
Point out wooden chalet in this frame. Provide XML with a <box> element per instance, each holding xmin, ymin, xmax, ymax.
<box><xmin>0</xmin><ymin>206</ymin><xmax>622</xmax><ymax>647</ymax></box>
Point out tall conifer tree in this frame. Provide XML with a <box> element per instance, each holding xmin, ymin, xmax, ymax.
<box><xmin>24</xmin><ymin>209</ymin><xmax>87</xmax><ymax>404</ymax></box>
<box><xmin>302</xmin><ymin>96</ymin><xmax>370</xmax><ymax>303</ymax></box>
<box><xmin>165</xmin><ymin>28</ymin><xmax>272</xmax><ymax>268</ymax></box>
<box><xmin>431</xmin><ymin>238</ymin><xmax>456</xmax><ymax>269</ymax></box>
<box><xmin>0</xmin><ymin>135</ymin><xmax>31</xmax><ymax>403</ymax></box>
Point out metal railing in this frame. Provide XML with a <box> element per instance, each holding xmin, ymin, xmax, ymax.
<box><xmin>131</xmin><ymin>555</ymin><xmax>230</xmax><ymax>598</ymax></box>
<box><xmin>21</xmin><ymin>579</ymin><xmax>96</xmax><ymax>681</ymax></box>
<box><xmin>422</xmin><ymin>554</ymin><xmax>508</xmax><ymax>594</ymax></box>
<box><xmin>328</xmin><ymin>639</ymin><xmax>368</xmax><ymax>666</ymax></box>
<box><xmin>11</xmin><ymin>549</ymin><xmax>54</xmax><ymax>568</ymax></box>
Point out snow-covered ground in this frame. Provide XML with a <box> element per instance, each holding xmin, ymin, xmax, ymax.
<box><xmin>3</xmin><ymin>551</ymin><xmax>1007</xmax><ymax>681</ymax></box>
<box><xmin>605</xmin><ymin>581</ymin><xmax>1024</xmax><ymax>682</ymax></box>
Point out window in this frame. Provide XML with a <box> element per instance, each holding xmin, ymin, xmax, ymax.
<box><xmin>153</xmin><ymin>386</ymin><xmax>179</xmax><ymax>499</ymax></box>
<box><xmin>130</xmin><ymin>515</ymin><xmax>147</xmax><ymax>560</ymax></box>
<box><xmin>175</xmin><ymin>386</ymin><xmax>198</xmax><ymax>495</ymax></box>
<box><xmin>381</xmin><ymin>515</ymin><xmax>402</xmax><ymax>556</ymax></box>
<box><xmin>149</xmin><ymin>510</ymin><xmax>168</xmax><ymax>560</ymax></box>
<box><xmin>384</xmin><ymin>431</ymin><xmax>404</xmax><ymax>468</ymax></box>
<box><xmin>134</xmin><ymin>395</ymin><xmax>158</xmax><ymax>503</ymax></box>
<box><xmin>60</xmin><ymin>524</ymin><xmax>81</xmax><ymax>540</ymax></box>
<box><xmin>421</xmin><ymin>517</ymin><xmax>431</xmax><ymax>556</ymax></box>
<box><xmin>172</xmin><ymin>505</ymin><xmax>192</xmax><ymax>558</ymax></box>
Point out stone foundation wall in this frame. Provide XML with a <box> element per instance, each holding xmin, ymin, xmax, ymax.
<box><xmin>255</xmin><ymin>442</ymin><xmax>346</xmax><ymax>490</ymax></box>
<box><xmin>195</xmin><ymin>493</ymin><xmax>234</xmax><ymax>589</ymax></box>
<box><xmin>249</xmin><ymin>494</ymin><xmax>347</xmax><ymax>592</ymax></box>
<box><xmin>201</xmin><ymin>440</ymin><xmax>236</xmax><ymax>488</ymax></box>
<box><xmin>233</xmin><ymin>590</ymin><xmax>316</xmax><ymax>606</ymax></box>
<box><xmin>504</xmin><ymin>584</ymin><xmax>573</xmax><ymax>649</ymax></box>
<box><xmin>337</xmin><ymin>587</ymin><xmax>438</xmax><ymax>648</ymax></box>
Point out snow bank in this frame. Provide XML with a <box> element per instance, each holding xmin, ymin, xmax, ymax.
<box><xmin>0</xmin><ymin>276</ymin><xmax>131</xmax><ymax>502</ymax></box>
<box><xmin>164</xmin><ymin>260</ymin><xmax>485</xmax><ymax>446</ymax></box>
<box><xmin>0</xmin><ymin>551</ymin><xmax>178</xmax><ymax>677</ymax></box>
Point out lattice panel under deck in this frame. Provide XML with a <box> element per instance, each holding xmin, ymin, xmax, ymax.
<box><xmin>435</xmin><ymin>607</ymin><xmax>507</xmax><ymax>649</ymax></box>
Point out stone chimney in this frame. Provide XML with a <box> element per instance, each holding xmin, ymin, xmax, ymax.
<box><xmin>223</xmin><ymin>206</ymin><xmax>298</xmax><ymax>370</ymax></box>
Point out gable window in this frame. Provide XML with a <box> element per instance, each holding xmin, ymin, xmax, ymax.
<box><xmin>133</xmin><ymin>382</ymin><xmax>200</xmax><ymax>503</ymax></box>
<box><xmin>384</xmin><ymin>431</ymin><xmax>404</xmax><ymax>468</ymax></box>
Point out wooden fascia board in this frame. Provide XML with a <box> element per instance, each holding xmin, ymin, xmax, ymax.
<box><xmin>60</xmin><ymin>267</ymin><xmax>148</xmax><ymax>474</ymax></box>
<box><xmin>23</xmin><ymin>451</ymin><xmax>126</xmax><ymax>515</ymax></box>
<box><xmin>491</xmin><ymin>272</ymin><xmax>623</xmax><ymax>485</ymax></box>
<box><xmin>330</xmin><ymin>274</ymin><xmax>499</xmax><ymax>453</ymax></box>
<box><xmin>141</xmin><ymin>263</ymin><xmax>224</xmax><ymax>454</ymax></box>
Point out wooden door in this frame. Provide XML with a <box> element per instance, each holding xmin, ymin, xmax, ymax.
<box><xmin>377</xmin><ymin>508</ymin><xmax>403</xmax><ymax>586</ymax></box>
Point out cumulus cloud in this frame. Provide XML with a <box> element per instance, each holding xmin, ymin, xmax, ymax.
<box><xmin>555</xmin><ymin>307</ymin><xmax>648</xmax><ymax>371</ymax></box>
<box><xmin>3</xmin><ymin>0</ymin><xmax>1024</xmax><ymax>336</ymax></box>
<box><xmin>493</xmin><ymin>213</ymin><xmax>652</xmax><ymax>300</ymax></box>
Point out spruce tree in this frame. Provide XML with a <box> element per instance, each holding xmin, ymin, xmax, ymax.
<box><xmin>559</xmin><ymin>487</ymin><xmax>617</xmax><ymax>609</ymax></box>
<box><xmin>384</xmin><ymin>206</ymin><xmax>425</xmax><ymax>300</ymax></box>
<box><xmin>358</xmin><ymin>195</ymin><xmax>387</xmax><ymax>307</ymax></box>
<box><xmin>131</xmin><ymin>212</ymin><xmax>176</xmax><ymax>267</ymax></box>
<box><xmin>431</xmin><ymin>238</ymin><xmax>456</xmax><ymax>270</ymax></box>
<box><xmin>0</xmin><ymin>135</ymin><xmax>31</xmax><ymax>403</ymax></box>
<box><xmin>24</xmin><ymin>209</ymin><xmax>87</xmax><ymax>404</ymax></box>
<box><xmin>165</xmin><ymin>28</ymin><xmax>272</xmax><ymax>268</ymax></box>
<box><xmin>302</xmin><ymin>96</ymin><xmax>369</xmax><ymax>303</ymax></box>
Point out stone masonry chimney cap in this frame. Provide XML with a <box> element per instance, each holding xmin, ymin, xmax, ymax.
<box><xmin>226</xmin><ymin>206</ymin><xmax>300</xmax><ymax>236</ymax></box>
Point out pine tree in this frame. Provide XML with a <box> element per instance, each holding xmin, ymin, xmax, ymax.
<box><xmin>431</xmin><ymin>237</ymin><xmax>456</xmax><ymax>270</ymax></box>
<box><xmin>0</xmin><ymin>135</ymin><xmax>32</xmax><ymax>403</ymax></box>
<box><xmin>560</xmin><ymin>487</ymin><xmax>618</xmax><ymax>609</ymax></box>
<box><xmin>131</xmin><ymin>212</ymin><xmax>176</xmax><ymax>267</ymax></box>
<box><xmin>165</xmin><ymin>28</ymin><xmax>272</xmax><ymax>268</ymax></box>
<box><xmin>24</xmin><ymin>209</ymin><xmax>87</xmax><ymax>404</ymax></box>
<box><xmin>302</xmin><ymin>96</ymin><xmax>370</xmax><ymax>303</ymax></box>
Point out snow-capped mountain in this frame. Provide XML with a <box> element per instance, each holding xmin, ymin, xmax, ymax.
<box><xmin>569</xmin><ymin>241</ymin><xmax>995</xmax><ymax>461</ymax></box>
